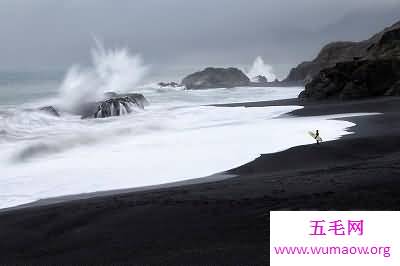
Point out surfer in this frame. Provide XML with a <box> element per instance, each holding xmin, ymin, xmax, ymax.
<box><xmin>315</xmin><ymin>130</ymin><xmax>320</xmax><ymax>144</ymax></box>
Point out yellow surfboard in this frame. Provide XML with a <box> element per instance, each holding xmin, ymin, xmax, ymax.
<box><xmin>308</xmin><ymin>131</ymin><xmax>322</xmax><ymax>142</ymax></box>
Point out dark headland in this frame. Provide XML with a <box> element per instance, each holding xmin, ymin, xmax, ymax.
<box><xmin>1</xmin><ymin>20</ymin><xmax>400</xmax><ymax>265</ymax></box>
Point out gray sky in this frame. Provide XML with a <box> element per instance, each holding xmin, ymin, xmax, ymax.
<box><xmin>0</xmin><ymin>0</ymin><xmax>399</xmax><ymax>80</ymax></box>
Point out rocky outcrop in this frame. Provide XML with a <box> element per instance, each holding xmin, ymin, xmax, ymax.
<box><xmin>182</xmin><ymin>67</ymin><xmax>250</xmax><ymax>89</ymax></box>
<box><xmin>286</xmin><ymin>42</ymin><xmax>367</xmax><ymax>82</ymax></box>
<box><xmin>36</xmin><ymin>93</ymin><xmax>148</xmax><ymax>119</ymax></box>
<box><xmin>385</xmin><ymin>81</ymin><xmax>400</xmax><ymax>96</ymax></box>
<box><xmin>366</xmin><ymin>27</ymin><xmax>400</xmax><ymax>59</ymax></box>
<box><xmin>252</xmin><ymin>75</ymin><xmax>268</xmax><ymax>83</ymax></box>
<box><xmin>79</xmin><ymin>93</ymin><xmax>149</xmax><ymax>119</ymax></box>
<box><xmin>299</xmin><ymin>59</ymin><xmax>400</xmax><ymax>100</ymax></box>
<box><xmin>91</xmin><ymin>96</ymin><xmax>142</xmax><ymax>119</ymax></box>
<box><xmin>297</xmin><ymin>20</ymin><xmax>400</xmax><ymax>101</ymax></box>
<box><xmin>158</xmin><ymin>82</ymin><xmax>180</xmax><ymax>88</ymax></box>
<box><xmin>39</xmin><ymin>106</ymin><xmax>60</xmax><ymax>117</ymax></box>
<box><xmin>286</xmin><ymin>20</ymin><xmax>400</xmax><ymax>82</ymax></box>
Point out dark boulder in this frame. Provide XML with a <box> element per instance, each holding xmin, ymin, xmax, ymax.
<box><xmin>181</xmin><ymin>67</ymin><xmax>250</xmax><ymax>90</ymax></box>
<box><xmin>39</xmin><ymin>106</ymin><xmax>60</xmax><ymax>117</ymax></box>
<box><xmin>253</xmin><ymin>75</ymin><xmax>268</xmax><ymax>83</ymax></box>
<box><xmin>158</xmin><ymin>82</ymin><xmax>180</xmax><ymax>88</ymax></box>
<box><xmin>118</xmin><ymin>93</ymin><xmax>149</xmax><ymax>108</ymax></box>
<box><xmin>80</xmin><ymin>93</ymin><xmax>149</xmax><ymax>119</ymax></box>
<box><xmin>299</xmin><ymin>59</ymin><xmax>400</xmax><ymax>100</ymax></box>
<box><xmin>92</xmin><ymin>96</ymin><xmax>140</xmax><ymax>119</ymax></box>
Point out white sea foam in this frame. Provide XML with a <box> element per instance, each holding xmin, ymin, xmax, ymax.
<box><xmin>247</xmin><ymin>56</ymin><xmax>277</xmax><ymax>82</ymax></box>
<box><xmin>58</xmin><ymin>41</ymin><xmax>148</xmax><ymax>112</ymax></box>
<box><xmin>0</xmin><ymin>84</ymin><xmax>376</xmax><ymax>209</ymax></box>
<box><xmin>0</xmin><ymin>45</ymin><xmax>377</xmax><ymax>209</ymax></box>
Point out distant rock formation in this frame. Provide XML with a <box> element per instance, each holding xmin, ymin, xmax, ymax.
<box><xmin>299</xmin><ymin>59</ymin><xmax>400</xmax><ymax>100</ymax></box>
<box><xmin>285</xmin><ymin>20</ymin><xmax>400</xmax><ymax>82</ymax></box>
<box><xmin>158</xmin><ymin>82</ymin><xmax>180</xmax><ymax>88</ymax></box>
<box><xmin>78</xmin><ymin>93</ymin><xmax>149</xmax><ymax>119</ymax></box>
<box><xmin>182</xmin><ymin>67</ymin><xmax>250</xmax><ymax>90</ymax></box>
<box><xmin>252</xmin><ymin>75</ymin><xmax>268</xmax><ymax>83</ymax></box>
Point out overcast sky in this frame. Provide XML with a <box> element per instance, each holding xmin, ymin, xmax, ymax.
<box><xmin>0</xmin><ymin>0</ymin><xmax>399</xmax><ymax>79</ymax></box>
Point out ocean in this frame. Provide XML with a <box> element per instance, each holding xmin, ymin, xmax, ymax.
<box><xmin>0</xmin><ymin>47</ymin><xmax>358</xmax><ymax>209</ymax></box>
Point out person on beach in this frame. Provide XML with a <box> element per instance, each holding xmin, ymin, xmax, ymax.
<box><xmin>315</xmin><ymin>130</ymin><xmax>320</xmax><ymax>144</ymax></box>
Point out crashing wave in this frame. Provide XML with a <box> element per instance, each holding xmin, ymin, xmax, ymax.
<box><xmin>35</xmin><ymin>92</ymin><xmax>149</xmax><ymax>119</ymax></box>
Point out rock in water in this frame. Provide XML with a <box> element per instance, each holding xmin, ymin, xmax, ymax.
<box><xmin>118</xmin><ymin>93</ymin><xmax>149</xmax><ymax>108</ymax></box>
<box><xmin>80</xmin><ymin>93</ymin><xmax>149</xmax><ymax>119</ymax></box>
<box><xmin>181</xmin><ymin>67</ymin><xmax>250</xmax><ymax>90</ymax></box>
<box><xmin>158</xmin><ymin>82</ymin><xmax>180</xmax><ymax>88</ymax></box>
<box><xmin>252</xmin><ymin>75</ymin><xmax>268</xmax><ymax>83</ymax></box>
<box><xmin>93</xmin><ymin>97</ymin><xmax>133</xmax><ymax>118</ymax></box>
<box><xmin>299</xmin><ymin>59</ymin><xmax>400</xmax><ymax>100</ymax></box>
<box><xmin>39</xmin><ymin>106</ymin><xmax>60</xmax><ymax>117</ymax></box>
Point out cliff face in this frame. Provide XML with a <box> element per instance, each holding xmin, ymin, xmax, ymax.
<box><xmin>366</xmin><ymin>26</ymin><xmax>400</xmax><ymax>58</ymax></box>
<box><xmin>298</xmin><ymin>20</ymin><xmax>400</xmax><ymax>101</ymax></box>
<box><xmin>299</xmin><ymin>59</ymin><xmax>400</xmax><ymax>100</ymax></box>
<box><xmin>285</xmin><ymin>20</ymin><xmax>400</xmax><ymax>82</ymax></box>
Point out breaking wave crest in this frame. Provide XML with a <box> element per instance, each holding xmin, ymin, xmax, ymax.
<box><xmin>247</xmin><ymin>56</ymin><xmax>277</xmax><ymax>82</ymax></box>
<box><xmin>58</xmin><ymin>40</ymin><xmax>149</xmax><ymax>112</ymax></box>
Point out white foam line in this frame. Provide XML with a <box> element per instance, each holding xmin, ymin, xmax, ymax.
<box><xmin>306</xmin><ymin>112</ymin><xmax>382</xmax><ymax>120</ymax></box>
<box><xmin>0</xmin><ymin>106</ymin><xmax>377</xmax><ymax>209</ymax></box>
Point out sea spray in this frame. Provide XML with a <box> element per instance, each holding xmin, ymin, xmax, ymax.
<box><xmin>58</xmin><ymin>41</ymin><xmax>149</xmax><ymax>113</ymax></box>
<box><xmin>247</xmin><ymin>56</ymin><xmax>277</xmax><ymax>82</ymax></box>
<box><xmin>0</xmin><ymin>80</ymin><xmax>308</xmax><ymax>209</ymax></box>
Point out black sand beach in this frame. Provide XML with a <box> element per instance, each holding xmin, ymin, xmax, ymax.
<box><xmin>1</xmin><ymin>97</ymin><xmax>400</xmax><ymax>265</ymax></box>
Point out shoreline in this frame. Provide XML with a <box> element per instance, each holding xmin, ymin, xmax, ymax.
<box><xmin>1</xmin><ymin>96</ymin><xmax>400</xmax><ymax>265</ymax></box>
<box><xmin>1</xmin><ymin>96</ymin><xmax>371</xmax><ymax>212</ymax></box>
<box><xmin>1</xmin><ymin>173</ymin><xmax>235</xmax><ymax>213</ymax></box>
